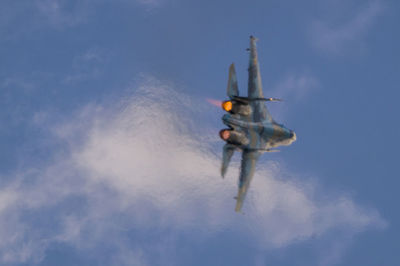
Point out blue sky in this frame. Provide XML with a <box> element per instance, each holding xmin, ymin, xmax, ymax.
<box><xmin>0</xmin><ymin>0</ymin><xmax>399</xmax><ymax>265</ymax></box>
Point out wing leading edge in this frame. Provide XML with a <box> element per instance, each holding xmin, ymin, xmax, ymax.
<box><xmin>235</xmin><ymin>150</ymin><xmax>260</xmax><ymax>212</ymax></box>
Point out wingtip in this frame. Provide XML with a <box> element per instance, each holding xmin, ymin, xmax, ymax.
<box><xmin>220</xmin><ymin>168</ymin><xmax>226</xmax><ymax>178</ymax></box>
<box><xmin>235</xmin><ymin>199</ymin><xmax>242</xmax><ymax>212</ymax></box>
<box><xmin>235</xmin><ymin>205</ymin><xmax>242</xmax><ymax>213</ymax></box>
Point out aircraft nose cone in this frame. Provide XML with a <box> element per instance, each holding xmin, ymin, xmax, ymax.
<box><xmin>289</xmin><ymin>130</ymin><xmax>297</xmax><ymax>142</ymax></box>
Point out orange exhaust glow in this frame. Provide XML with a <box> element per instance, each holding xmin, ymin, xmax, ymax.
<box><xmin>219</xmin><ymin>129</ymin><xmax>230</xmax><ymax>140</ymax></box>
<box><xmin>222</xmin><ymin>101</ymin><xmax>233</xmax><ymax>112</ymax></box>
<box><xmin>206</xmin><ymin>98</ymin><xmax>222</xmax><ymax>107</ymax></box>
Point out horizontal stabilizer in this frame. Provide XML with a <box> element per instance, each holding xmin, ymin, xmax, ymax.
<box><xmin>232</xmin><ymin>96</ymin><xmax>282</xmax><ymax>104</ymax></box>
<box><xmin>246</xmin><ymin>148</ymin><xmax>280</xmax><ymax>152</ymax></box>
<box><xmin>265</xmin><ymin>149</ymin><xmax>280</xmax><ymax>152</ymax></box>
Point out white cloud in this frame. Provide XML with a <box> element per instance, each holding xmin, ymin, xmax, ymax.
<box><xmin>63</xmin><ymin>48</ymin><xmax>106</xmax><ymax>83</ymax></box>
<box><xmin>309</xmin><ymin>0</ymin><xmax>384</xmax><ymax>54</ymax></box>
<box><xmin>0</xmin><ymin>0</ymin><xmax>90</xmax><ymax>41</ymax></box>
<box><xmin>0</xmin><ymin>0</ymin><xmax>162</xmax><ymax>41</ymax></box>
<box><xmin>0</xmin><ymin>78</ymin><xmax>386</xmax><ymax>265</ymax></box>
<box><xmin>34</xmin><ymin>0</ymin><xmax>90</xmax><ymax>28</ymax></box>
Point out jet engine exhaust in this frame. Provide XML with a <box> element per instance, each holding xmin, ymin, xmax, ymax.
<box><xmin>222</xmin><ymin>100</ymin><xmax>251</xmax><ymax>115</ymax></box>
<box><xmin>219</xmin><ymin>129</ymin><xmax>231</xmax><ymax>140</ymax></box>
<box><xmin>219</xmin><ymin>129</ymin><xmax>249</xmax><ymax>145</ymax></box>
<box><xmin>206</xmin><ymin>98</ymin><xmax>222</xmax><ymax>107</ymax></box>
<box><xmin>222</xmin><ymin>101</ymin><xmax>233</xmax><ymax>112</ymax></box>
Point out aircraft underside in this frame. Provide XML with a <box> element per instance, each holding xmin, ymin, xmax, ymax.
<box><xmin>219</xmin><ymin>36</ymin><xmax>296</xmax><ymax>212</ymax></box>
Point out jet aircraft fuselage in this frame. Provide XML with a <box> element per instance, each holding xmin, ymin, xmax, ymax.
<box><xmin>221</xmin><ymin>114</ymin><xmax>296</xmax><ymax>151</ymax></box>
<box><xmin>219</xmin><ymin>36</ymin><xmax>296</xmax><ymax>212</ymax></box>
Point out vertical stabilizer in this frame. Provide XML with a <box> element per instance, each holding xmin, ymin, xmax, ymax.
<box><xmin>227</xmin><ymin>63</ymin><xmax>239</xmax><ymax>98</ymax></box>
<box><xmin>221</xmin><ymin>144</ymin><xmax>236</xmax><ymax>177</ymax></box>
<box><xmin>248</xmin><ymin>36</ymin><xmax>263</xmax><ymax>99</ymax></box>
<box><xmin>247</xmin><ymin>36</ymin><xmax>272</xmax><ymax>122</ymax></box>
<box><xmin>235</xmin><ymin>150</ymin><xmax>260</xmax><ymax>212</ymax></box>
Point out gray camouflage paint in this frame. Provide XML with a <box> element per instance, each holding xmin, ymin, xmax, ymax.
<box><xmin>221</xmin><ymin>36</ymin><xmax>296</xmax><ymax>212</ymax></box>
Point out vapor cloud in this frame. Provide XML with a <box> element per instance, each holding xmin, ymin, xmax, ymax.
<box><xmin>0</xmin><ymin>78</ymin><xmax>386</xmax><ymax>265</ymax></box>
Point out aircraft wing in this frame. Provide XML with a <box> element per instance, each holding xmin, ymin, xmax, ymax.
<box><xmin>235</xmin><ymin>149</ymin><xmax>260</xmax><ymax>212</ymax></box>
<box><xmin>248</xmin><ymin>36</ymin><xmax>273</xmax><ymax>123</ymax></box>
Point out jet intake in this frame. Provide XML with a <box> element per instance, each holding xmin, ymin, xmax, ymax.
<box><xmin>219</xmin><ymin>129</ymin><xmax>249</xmax><ymax>145</ymax></box>
<box><xmin>221</xmin><ymin>100</ymin><xmax>251</xmax><ymax>116</ymax></box>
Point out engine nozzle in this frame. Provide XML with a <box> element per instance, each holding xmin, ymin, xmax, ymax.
<box><xmin>219</xmin><ymin>129</ymin><xmax>249</xmax><ymax>145</ymax></box>
<box><xmin>222</xmin><ymin>100</ymin><xmax>251</xmax><ymax>115</ymax></box>
<box><xmin>222</xmin><ymin>101</ymin><xmax>233</xmax><ymax>112</ymax></box>
<box><xmin>219</xmin><ymin>129</ymin><xmax>231</xmax><ymax>140</ymax></box>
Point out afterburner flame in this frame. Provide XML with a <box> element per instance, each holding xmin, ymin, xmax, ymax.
<box><xmin>206</xmin><ymin>98</ymin><xmax>222</xmax><ymax>107</ymax></box>
<box><xmin>222</xmin><ymin>101</ymin><xmax>233</xmax><ymax>112</ymax></box>
<box><xmin>219</xmin><ymin>129</ymin><xmax>230</xmax><ymax>140</ymax></box>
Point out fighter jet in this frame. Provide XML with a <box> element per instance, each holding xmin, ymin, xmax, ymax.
<box><xmin>219</xmin><ymin>36</ymin><xmax>296</xmax><ymax>212</ymax></box>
